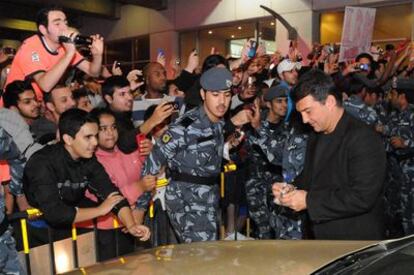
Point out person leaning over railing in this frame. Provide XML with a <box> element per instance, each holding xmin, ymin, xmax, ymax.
<box><xmin>23</xmin><ymin>108</ymin><xmax>150</xmax><ymax>245</ymax></box>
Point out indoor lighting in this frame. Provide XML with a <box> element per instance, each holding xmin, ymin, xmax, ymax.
<box><xmin>208</xmin><ymin>30</ymin><xmax>213</xmax><ymax>34</ymax></box>
<box><xmin>270</xmin><ymin>21</ymin><xmax>275</xmax><ymax>26</ymax></box>
<box><xmin>237</xmin><ymin>26</ymin><xmax>242</xmax><ymax>30</ymax></box>
<box><xmin>231</xmin><ymin>35</ymin><xmax>235</xmax><ymax>38</ymax></box>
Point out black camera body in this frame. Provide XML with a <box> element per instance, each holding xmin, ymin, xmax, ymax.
<box><xmin>58</xmin><ymin>35</ymin><xmax>92</xmax><ymax>45</ymax></box>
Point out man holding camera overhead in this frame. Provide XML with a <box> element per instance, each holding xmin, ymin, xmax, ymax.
<box><xmin>5</xmin><ymin>6</ymin><xmax>103</xmax><ymax>101</ymax></box>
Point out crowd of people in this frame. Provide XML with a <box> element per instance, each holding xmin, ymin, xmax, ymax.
<box><xmin>1</xmin><ymin>5</ymin><xmax>414</xmax><ymax>274</ymax></box>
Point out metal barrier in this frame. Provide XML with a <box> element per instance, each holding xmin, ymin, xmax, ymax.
<box><xmin>8</xmin><ymin>171</ymin><xmax>253</xmax><ymax>273</ymax></box>
<box><xmin>8</xmin><ymin>209</ymin><xmax>109</xmax><ymax>274</ymax></box>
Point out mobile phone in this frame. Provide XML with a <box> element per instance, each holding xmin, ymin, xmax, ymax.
<box><xmin>355</xmin><ymin>63</ymin><xmax>369</xmax><ymax>71</ymax></box>
<box><xmin>115</xmin><ymin>61</ymin><xmax>121</xmax><ymax>68</ymax></box>
<box><xmin>135</xmin><ymin>133</ymin><xmax>147</xmax><ymax>161</ymax></box>
<box><xmin>248</xmin><ymin>41</ymin><xmax>257</xmax><ymax>58</ymax></box>
<box><xmin>167</xmin><ymin>100</ymin><xmax>180</xmax><ymax>110</ymax></box>
<box><xmin>157</xmin><ymin>48</ymin><xmax>165</xmax><ymax>57</ymax></box>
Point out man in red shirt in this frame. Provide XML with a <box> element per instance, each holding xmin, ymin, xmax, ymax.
<box><xmin>5</xmin><ymin>7</ymin><xmax>104</xmax><ymax>101</ymax></box>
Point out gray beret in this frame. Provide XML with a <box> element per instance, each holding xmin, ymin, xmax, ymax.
<box><xmin>200</xmin><ymin>67</ymin><xmax>233</xmax><ymax>91</ymax></box>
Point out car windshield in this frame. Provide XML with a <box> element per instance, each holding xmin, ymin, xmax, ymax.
<box><xmin>312</xmin><ymin>235</ymin><xmax>414</xmax><ymax>275</ymax></box>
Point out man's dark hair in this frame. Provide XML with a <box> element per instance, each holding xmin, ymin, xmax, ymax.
<box><xmin>292</xmin><ymin>69</ymin><xmax>342</xmax><ymax>106</ymax></box>
<box><xmin>3</xmin><ymin>80</ymin><xmax>34</xmax><ymax>108</ymax></box>
<box><xmin>89</xmin><ymin>107</ymin><xmax>115</xmax><ymax>123</ymax></box>
<box><xmin>366</xmin><ymin>86</ymin><xmax>383</xmax><ymax>96</ymax></box>
<box><xmin>202</xmin><ymin>54</ymin><xmax>229</xmax><ymax>73</ymax></box>
<box><xmin>43</xmin><ymin>84</ymin><xmax>69</xmax><ymax>103</ymax></box>
<box><xmin>72</xmin><ymin>87</ymin><xmax>89</xmax><ymax>101</ymax></box>
<box><xmin>348</xmin><ymin>77</ymin><xmax>365</xmax><ymax>96</ymax></box>
<box><xmin>59</xmin><ymin>108</ymin><xmax>98</xmax><ymax>141</ymax></box>
<box><xmin>36</xmin><ymin>6</ymin><xmax>64</xmax><ymax>29</ymax></box>
<box><xmin>101</xmin><ymin>76</ymin><xmax>129</xmax><ymax>102</ymax></box>
<box><xmin>355</xmin><ymin>52</ymin><xmax>374</xmax><ymax>64</ymax></box>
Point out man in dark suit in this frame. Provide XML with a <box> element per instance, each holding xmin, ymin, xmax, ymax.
<box><xmin>273</xmin><ymin>69</ymin><xmax>386</xmax><ymax>240</ymax></box>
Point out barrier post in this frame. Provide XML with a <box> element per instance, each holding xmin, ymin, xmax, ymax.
<box><xmin>71</xmin><ymin>224</ymin><xmax>79</xmax><ymax>268</ymax></box>
<box><xmin>20</xmin><ymin>218</ymin><xmax>31</xmax><ymax>275</ymax></box>
<box><xmin>47</xmin><ymin>227</ymin><xmax>56</xmax><ymax>274</ymax></box>
<box><xmin>113</xmin><ymin>218</ymin><xmax>119</xmax><ymax>257</ymax></box>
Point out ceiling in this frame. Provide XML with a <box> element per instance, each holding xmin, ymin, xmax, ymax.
<box><xmin>197</xmin><ymin>18</ymin><xmax>276</xmax><ymax>41</ymax></box>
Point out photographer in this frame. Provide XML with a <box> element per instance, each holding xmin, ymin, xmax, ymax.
<box><xmin>5</xmin><ymin>6</ymin><xmax>103</xmax><ymax>101</ymax></box>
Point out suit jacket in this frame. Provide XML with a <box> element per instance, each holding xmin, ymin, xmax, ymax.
<box><xmin>296</xmin><ymin>111</ymin><xmax>386</xmax><ymax>240</ymax></box>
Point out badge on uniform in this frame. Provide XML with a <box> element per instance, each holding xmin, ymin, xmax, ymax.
<box><xmin>31</xmin><ymin>51</ymin><xmax>40</xmax><ymax>62</ymax></box>
<box><xmin>162</xmin><ymin>133</ymin><xmax>172</xmax><ymax>144</ymax></box>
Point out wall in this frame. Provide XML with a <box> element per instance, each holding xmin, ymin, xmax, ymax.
<box><xmin>80</xmin><ymin>0</ymin><xmax>411</xmax><ymax>66</ymax></box>
<box><xmin>320</xmin><ymin>3</ymin><xmax>412</xmax><ymax>44</ymax></box>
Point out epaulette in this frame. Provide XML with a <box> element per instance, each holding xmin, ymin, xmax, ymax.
<box><xmin>179</xmin><ymin>116</ymin><xmax>195</xmax><ymax>128</ymax></box>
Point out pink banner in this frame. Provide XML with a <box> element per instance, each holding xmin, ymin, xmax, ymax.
<box><xmin>339</xmin><ymin>7</ymin><xmax>376</xmax><ymax>62</ymax></box>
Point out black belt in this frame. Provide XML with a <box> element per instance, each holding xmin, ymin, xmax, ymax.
<box><xmin>0</xmin><ymin>216</ymin><xmax>9</xmax><ymax>236</ymax></box>
<box><xmin>388</xmin><ymin>152</ymin><xmax>414</xmax><ymax>162</ymax></box>
<box><xmin>170</xmin><ymin>171</ymin><xmax>219</xmax><ymax>186</ymax></box>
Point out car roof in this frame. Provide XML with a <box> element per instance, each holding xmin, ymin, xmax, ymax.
<box><xmin>63</xmin><ymin>240</ymin><xmax>376</xmax><ymax>274</ymax></box>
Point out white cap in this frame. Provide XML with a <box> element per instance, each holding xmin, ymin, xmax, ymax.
<box><xmin>277</xmin><ymin>59</ymin><xmax>302</xmax><ymax>76</ymax></box>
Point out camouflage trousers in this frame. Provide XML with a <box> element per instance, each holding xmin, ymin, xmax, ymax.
<box><xmin>269</xmin><ymin>210</ymin><xmax>302</xmax><ymax>240</ymax></box>
<box><xmin>400</xmin><ymin>158</ymin><xmax>414</xmax><ymax>235</ymax></box>
<box><xmin>0</xmin><ymin>228</ymin><xmax>25</xmax><ymax>275</ymax></box>
<box><xmin>384</xmin><ymin>156</ymin><xmax>404</xmax><ymax>238</ymax></box>
<box><xmin>245</xmin><ymin>176</ymin><xmax>273</xmax><ymax>239</ymax></box>
<box><xmin>165</xmin><ymin>181</ymin><xmax>219</xmax><ymax>243</ymax></box>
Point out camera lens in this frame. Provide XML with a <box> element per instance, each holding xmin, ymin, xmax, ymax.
<box><xmin>74</xmin><ymin>35</ymin><xmax>92</xmax><ymax>45</ymax></box>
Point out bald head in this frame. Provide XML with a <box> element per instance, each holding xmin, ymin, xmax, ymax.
<box><xmin>144</xmin><ymin>62</ymin><xmax>167</xmax><ymax>93</ymax></box>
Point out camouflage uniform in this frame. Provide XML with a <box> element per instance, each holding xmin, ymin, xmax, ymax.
<box><xmin>139</xmin><ymin>106</ymin><xmax>224</xmax><ymax>243</ymax></box>
<box><xmin>0</xmin><ymin>127</ymin><xmax>26</xmax><ymax>274</ymax></box>
<box><xmin>383</xmin><ymin>105</ymin><xmax>414</xmax><ymax>235</ymax></box>
<box><xmin>244</xmin><ymin>118</ymin><xmax>284</xmax><ymax>239</ymax></box>
<box><xmin>343</xmin><ymin>95</ymin><xmax>378</xmax><ymax>126</ymax></box>
<box><xmin>252</xmin><ymin>120</ymin><xmax>308</xmax><ymax>239</ymax></box>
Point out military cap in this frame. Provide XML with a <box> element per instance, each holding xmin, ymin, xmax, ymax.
<box><xmin>264</xmin><ymin>84</ymin><xmax>289</xmax><ymax>101</ymax></box>
<box><xmin>200</xmin><ymin>67</ymin><xmax>233</xmax><ymax>91</ymax></box>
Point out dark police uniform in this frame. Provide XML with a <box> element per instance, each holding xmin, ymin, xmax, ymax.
<box><xmin>139</xmin><ymin>67</ymin><xmax>233</xmax><ymax>243</ymax></box>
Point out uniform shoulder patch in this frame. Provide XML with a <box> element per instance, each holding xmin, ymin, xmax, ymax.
<box><xmin>162</xmin><ymin>133</ymin><xmax>172</xmax><ymax>144</ymax></box>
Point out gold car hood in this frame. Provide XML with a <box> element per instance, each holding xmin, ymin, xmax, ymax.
<box><xmin>64</xmin><ymin>240</ymin><xmax>377</xmax><ymax>275</ymax></box>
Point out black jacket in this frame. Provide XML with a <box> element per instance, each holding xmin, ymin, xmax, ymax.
<box><xmin>296</xmin><ymin>111</ymin><xmax>386</xmax><ymax>240</ymax></box>
<box><xmin>23</xmin><ymin>143</ymin><xmax>129</xmax><ymax>227</ymax></box>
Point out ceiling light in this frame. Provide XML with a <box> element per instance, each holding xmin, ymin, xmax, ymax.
<box><xmin>231</xmin><ymin>35</ymin><xmax>235</xmax><ymax>38</ymax></box>
<box><xmin>237</xmin><ymin>26</ymin><xmax>242</xmax><ymax>30</ymax></box>
<box><xmin>270</xmin><ymin>22</ymin><xmax>275</xmax><ymax>26</ymax></box>
<box><xmin>208</xmin><ymin>30</ymin><xmax>213</xmax><ymax>34</ymax></box>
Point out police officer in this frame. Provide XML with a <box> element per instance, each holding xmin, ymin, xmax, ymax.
<box><xmin>0</xmin><ymin>127</ymin><xmax>25</xmax><ymax>274</ymax></box>
<box><xmin>252</xmin><ymin>85</ymin><xmax>310</xmax><ymax>239</ymax></box>
<box><xmin>382</xmin><ymin>82</ymin><xmax>414</xmax><ymax>236</ymax></box>
<box><xmin>343</xmin><ymin>76</ymin><xmax>378</xmax><ymax>126</ymax></box>
<box><xmin>245</xmin><ymin>85</ymin><xmax>288</xmax><ymax>239</ymax></box>
<box><xmin>140</xmin><ymin>67</ymin><xmax>237</xmax><ymax>243</ymax></box>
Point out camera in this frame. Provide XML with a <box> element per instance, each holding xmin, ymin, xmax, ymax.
<box><xmin>136</xmin><ymin>74</ymin><xmax>144</xmax><ymax>83</ymax></box>
<box><xmin>355</xmin><ymin>63</ymin><xmax>370</xmax><ymax>71</ymax></box>
<box><xmin>58</xmin><ymin>35</ymin><xmax>92</xmax><ymax>45</ymax></box>
<box><xmin>167</xmin><ymin>101</ymin><xmax>179</xmax><ymax>110</ymax></box>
